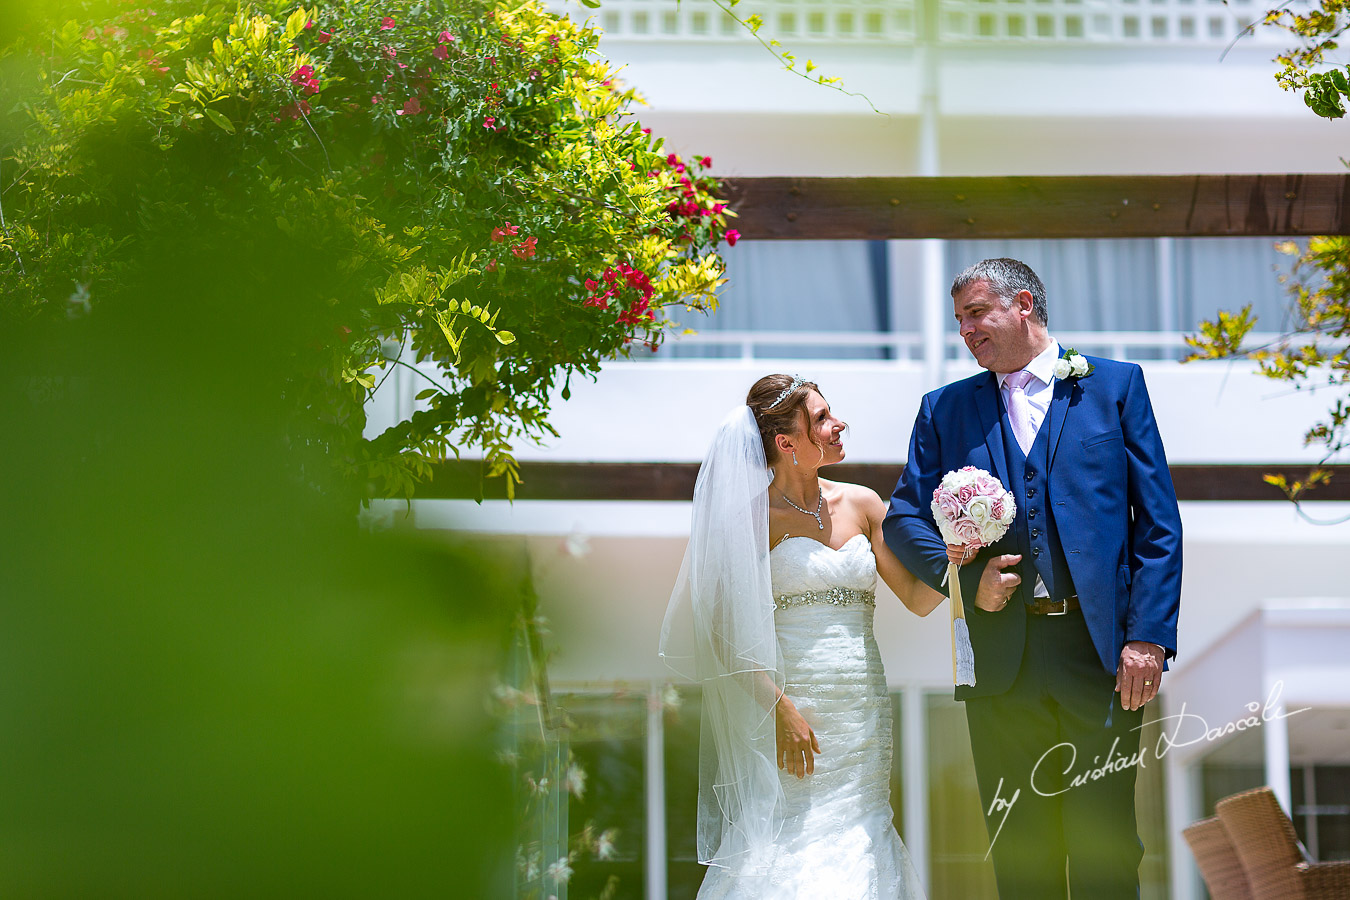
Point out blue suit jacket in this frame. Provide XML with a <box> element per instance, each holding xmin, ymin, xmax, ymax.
<box><xmin>883</xmin><ymin>355</ymin><xmax>1183</xmax><ymax>700</ymax></box>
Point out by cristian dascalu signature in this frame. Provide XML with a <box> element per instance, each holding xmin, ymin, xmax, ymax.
<box><xmin>982</xmin><ymin>680</ymin><xmax>1310</xmax><ymax>858</ymax></box>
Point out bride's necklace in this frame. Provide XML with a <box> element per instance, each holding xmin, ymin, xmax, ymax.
<box><xmin>779</xmin><ymin>485</ymin><xmax>824</xmax><ymax>530</ymax></box>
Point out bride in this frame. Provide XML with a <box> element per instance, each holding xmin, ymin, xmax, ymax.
<box><xmin>660</xmin><ymin>374</ymin><xmax>945</xmax><ymax>899</ymax></box>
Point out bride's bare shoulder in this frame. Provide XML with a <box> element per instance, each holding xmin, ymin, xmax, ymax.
<box><xmin>824</xmin><ymin>479</ymin><xmax>885</xmax><ymax>513</ymax></box>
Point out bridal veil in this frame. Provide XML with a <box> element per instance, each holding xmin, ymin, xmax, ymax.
<box><xmin>659</xmin><ymin>405</ymin><xmax>785</xmax><ymax>873</ymax></box>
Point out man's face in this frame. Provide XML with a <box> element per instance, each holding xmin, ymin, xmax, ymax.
<box><xmin>953</xmin><ymin>281</ymin><xmax>1038</xmax><ymax>373</ymax></box>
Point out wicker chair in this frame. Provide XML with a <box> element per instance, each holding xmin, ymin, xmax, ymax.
<box><xmin>1215</xmin><ymin>786</ymin><xmax>1350</xmax><ymax>899</ymax></box>
<box><xmin>1184</xmin><ymin>815</ymin><xmax>1254</xmax><ymax>900</ymax></box>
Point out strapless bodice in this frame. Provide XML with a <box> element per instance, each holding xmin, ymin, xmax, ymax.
<box><xmin>769</xmin><ymin>533</ymin><xmax>877</xmax><ymax>602</ymax></box>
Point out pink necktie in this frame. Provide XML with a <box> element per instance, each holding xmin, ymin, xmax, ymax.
<box><xmin>1005</xmin><ymin>370</ymin><xmax>1036</xmax><ymax>455</ymax></box>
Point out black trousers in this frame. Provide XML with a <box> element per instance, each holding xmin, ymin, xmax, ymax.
<box><xmin>965</xmin><ymin>609</ymin><xmax>1145</xmax><ymax>900</ymax></box>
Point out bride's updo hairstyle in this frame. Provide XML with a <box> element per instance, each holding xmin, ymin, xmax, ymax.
<box><xmin>746</xmin><ymin>374</ymin><xmax>823</xmax><ymax>465</ymax></box>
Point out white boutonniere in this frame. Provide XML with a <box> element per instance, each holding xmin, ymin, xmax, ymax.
<box><xmin>1052</xmin><ymin>348</ymin><xmax>1094</xmax><ymax>381</ymax></box>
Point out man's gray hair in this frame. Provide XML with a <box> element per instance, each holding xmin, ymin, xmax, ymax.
<box><xmin>950</xmin><ymin>258</ymin><xmax>1048</xmax><ymax>327</ymax></box>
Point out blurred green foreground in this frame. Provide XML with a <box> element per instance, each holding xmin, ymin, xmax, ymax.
<box><xmin>0</xmin><ymin>139</ymin><xmax>515</xmax><ymax>900</ymax></box>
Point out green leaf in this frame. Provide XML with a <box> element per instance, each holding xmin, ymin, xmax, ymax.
<box><xmin>578</xmin><ymin>0</ymin><xmax>601</xmax><ymax>7</ymax></box>
<box><xmin>496</xmin><ymin>331</ymin><xmax>516</xmax><ymax>345</ymax></box>
<box><xmin>203</xmin><ymin>108</ymin><xmax>236</xmax><ymax>134</ymax></box>
<box><xmin>415</xmin><ymin>388</ymin><xmax>440</xmax><ymax>400</ymax></box>
<box><xmin>284</xmin><ymin>7</ymin><xmax>308</xmax><ymax>40</ymax></box>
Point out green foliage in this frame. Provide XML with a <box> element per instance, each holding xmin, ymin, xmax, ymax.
<box><xmin>0</xmin><ymin>0</ymin><xmax>735</xmax><ymax>502</ymax></box>
<box><xmin>1187</xmin><ymin>239</ymin><xmax>1349</xmax><ymax>499</ymax></box>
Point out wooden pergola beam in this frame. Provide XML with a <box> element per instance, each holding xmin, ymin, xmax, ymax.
<box><xmin>722</xmin><ymin>174</ymin><xmax>1350</xmax><ymax>240</ymax></box>
<box><xmin>420</xmin><ymin>462</ymin><xmax>1350</xmax><ymax>503</ymax></box>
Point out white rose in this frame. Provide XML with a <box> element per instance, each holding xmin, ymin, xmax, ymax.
<box><xmin>966</xmin><ymin>495</ymin><xmax>993</xmax><ymax>525</ymax></box>
<box><xmin>1052</xmin><ymin>358</ymin><xmax>1072</xmax><ymax>380</ymax></box>
<box><xmin>1070</xmin><ymin>355</ymin><xmax>1090</xmax><ymax>377</ymax></box>
<box><xmin>979</xmin><ymin>519</ymin><xmax>1004</xmax><ymax>545</ymax></box>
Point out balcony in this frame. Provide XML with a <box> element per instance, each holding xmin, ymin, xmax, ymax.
<box><xmin>564</xmin><ymin>0</ymin><xmax>1281</xmax><ymax>46</ymax></box>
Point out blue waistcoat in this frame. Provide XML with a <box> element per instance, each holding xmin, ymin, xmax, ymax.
<box><xmin>1001</xmin><ymin>410</ymin><xmax>1077</xmax><ymax>604</ymax></box>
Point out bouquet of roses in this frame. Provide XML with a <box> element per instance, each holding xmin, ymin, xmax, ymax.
<box><xmin>931</xmin><ymin>467</ymin><xmax>1017</xmax><ymax>686</ymax></box>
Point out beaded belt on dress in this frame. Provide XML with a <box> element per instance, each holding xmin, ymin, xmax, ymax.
<box><xmin>773</xmin><ymin>587</ymin><xmax>876</xmax><ymax>611</ymax></box>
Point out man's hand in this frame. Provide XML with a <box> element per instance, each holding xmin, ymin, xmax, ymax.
<box><xmin>973</xmin><ymin>554</ymin><xmax>1022</xmax><ymax>612</ymax></box>
<box><xmin>1116</xmin><ymin>641</ymin><xmax>1164</xmax><ymax>710</ymax></box>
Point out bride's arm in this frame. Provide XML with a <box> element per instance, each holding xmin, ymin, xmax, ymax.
<box><xmin>861</xmin><ymin>486</ymin><xmax>945</xmax><ymax>617</ymax></box>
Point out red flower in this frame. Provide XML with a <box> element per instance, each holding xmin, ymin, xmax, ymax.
<box><xmin>511</xmin><ymin>236</ymin><xmax>538</xmax><ymax>259</ymax></box>
<box><xmin>485</xmin><ymin>259</ymin><xmax>498</xmax><ymax>273</ymax></box>
<box><xmin>318</xmin><ymin>29</ymin><xmax>332</xmax><ymax>43</ymax></box>
<box><xmin>584</xmin><ymin>278</ymin><xmax>599</xmax><ymax>290</ymax></box>
<box><xmin>603</xmin><ymin>268</ymin><xmax>618</xmax><ymax>284</ymax></box>
<box><xmin>725</xmin><ymin>229</ymin><xmax>741</xmax><ymax>246</ymax></box>
<box><xmin>278</xmin><ymin>100</ymin><xmax>312</xmax><ymax>120</ymax></box>
<box><xmin>548</xmin><ymin>33</ymin><xmax>560</xmax><ymax>46</ymax></box>
<box><xmin>491</xmin><ymin>222</ymin><xmax>519</xmax><ymax>242</ymax></box>
<box><xmin>380</xmin><ymin>16</ymin><xmax>396</xmax><ymax>29</ymax></box>
<box><xmin>398</xmin><ymin>96</ymin><xmax>422</xmax><ymax>115</ymax></box>
<box><xmin>713</xmin><ymin>203</ymin><xmax>726</xmax><ymax>214</ymax></box>
<box><xmin>699</xmin><ymin>156</ymin><xmax>712</xmax><ymax>167</ymax></box>
<box><xmin>666</xmin><ymin>153</ymin><xmax>679</xmax><ymax>165</ymax></box>
<box><xmin>433</xmin><ymin>44</ymin><xmax>449</xmax><ymax>60</ymax></box>
<box><xmin>371</xmin><ymin>93</ymin><xmax>383</xmax><ymax>104</ymax></box>
<box><xmin>584</xmin><ymin>295</ymin><xmax>609</xmax><ymax>310</ymax></box>
<box><xmin>304</xmin><ymin>18</ymin><xmax>314</xmax><ymax>29</ymax></box>
<box><xmin>617</xmin><ymin>297</ymin><xmax>653</xmax><ymax>325</ymax></box>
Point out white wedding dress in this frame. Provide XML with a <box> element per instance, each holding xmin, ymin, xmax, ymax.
<box><xmin>697</xmin><ymin>532</ymin><xmax>927</xmax><ymax>900</ymax></box>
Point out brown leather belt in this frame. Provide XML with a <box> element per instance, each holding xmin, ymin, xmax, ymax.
<box><xmin>1026</xmin><ymin>595</ymin><xmax>1080</xmax><ymax>616</ymax></box>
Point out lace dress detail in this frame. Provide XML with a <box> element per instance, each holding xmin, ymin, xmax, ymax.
<box><xmin>697</xmin><ymin>534</ymin><xmax>927</xmax><ymax>900</ymax></box>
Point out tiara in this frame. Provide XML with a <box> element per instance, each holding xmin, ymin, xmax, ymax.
<box><xmin>765</xmin><ymin>374</ymin><xmax>808</xmax><ymax>410</ymax></box>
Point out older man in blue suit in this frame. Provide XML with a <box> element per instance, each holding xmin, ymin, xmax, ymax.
<box><xmin>884</xmin><ymin>258</ymin><xmax>1182</xmax><ymax>899</ymax></box>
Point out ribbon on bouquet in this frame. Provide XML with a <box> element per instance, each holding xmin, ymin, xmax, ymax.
<box><xmin>943</xmin><ymin>548</ymin><xmax>977</xmax><ymax>687</ymax></box>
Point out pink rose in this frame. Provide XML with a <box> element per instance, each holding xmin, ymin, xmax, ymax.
<box><xmin>957</xmin><ymin>484</ymin><xmax>976</xmax><ymax>504</ymax></box>
<box><xmin>954</xmin><ymin>521</ymin><xmax>981</xmax><ymax>545</ymax></box>
<box><xmin>991</xmin><ymin>499</ymin><xmax>1005</xmax><ymax>519</ymax></box>
<box><xmin>937</xmin><ymin>494</ymin><xmax>961</xmax><ymax>523</ymax></box>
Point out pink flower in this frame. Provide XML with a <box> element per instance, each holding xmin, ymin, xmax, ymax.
<box><xmin>617</xmin><ymin>297</ymin><xmax>654</xmax><ymax>325</ymax></box>
<box><xmin>438</xmin><ymin>30</ymin><xmax>455</xmax><ymax>42</ymax></box>
<box><xmin>382</xmin><ymin>45</ymin><xmax>397</xmax><ymax>59</ymax></box>
<box><xmin>485</xmin><ymin>259</ymin><xmax>498</xmax><ymax>273</ymax></box>
<box><xmin>603</xmin><ymin>268</ymin><xmax>618</xmax><ymax>284</ymax></box>
<box><xmin>641</xmin><ymin>127</ymin><xmax>651</xmax><ymax>135</ymax></box>
<box><xmin>584</xmin><ymin>278</ymin><xmax>599</xmax><ymax>290</ymax></box>
<box><xmin>371</xmin><ymin>94</ymin><xmax>382</xmax><ymax>104</ymax></box>
<box><xmin>490</xmin><ymin>223</ymin><xmax>519</xmax><ymax>243</ymax></box>
<box><xmin>725</xmin><ymin>229</ymin><xmax>740</xmax><ymax>246</ymax></box>
<box><xmin>713</xmin><ymin>203</ymin><xmax>726</xmax><ymax>214</ymax></box>
<box><xmin>278</xmin><ymin>100</ymin><xmax>311</xmax><ymax>120</ymax></box>
<box><xmin>511</xmin><ymin>236</ymin><xmax>538</xmax><ymax>259</ymax></box>
<box><xmin>318</xmin><ymin>29</ymin><xmax>332</xmax><ymax>43</ymax></box>
<box><xmin>991</xmin><ymin>499</ymin><xmax>1006</xmax><ymax>519</ymax></box>
<box><xmin>954</xmin><ymin>521</ymin><xmax>982</xmax><ymax>544</ymax></box>
<box><xmin>666</xmin><ymin>153</ymin><xmax>679</xmax><ymax>165</ymax></box>
<box><xmin>433</xmin><ymin>44</ymin><xmax>448</xmax><ymax>59</ymax></box>
<box><xmin>380</xmin><ymin>16</ymin><xmax>396</xmax><ymax>29</ymax></box>
<box><xmin>304</xmin><ymin>18</ymin><xmax>314</xmax><ymax>29</ymax></box>
<box><xmin>584</xmin><ymin>295</ymin><xmax>609</xmax><ymax>310</ymax></box>
<box><xmin>482</xmin><ymin>116</ymin><xmax>496</xmax><ymax>129</ymax></box>
<box><xmin>528</xmin><ymin>69</ymin><xmax>540</xmax><ymax>80</ymax></box>
<box><xmin>957</xmin><ymin>484</ymin><xmax>976</xmax><ymax>504</ymax></box>
<box><xmin>699</xmin><ymin>156</ymin><xmax>712</xmax><ymax>167</ymax></box>
<box><xmin>397</xmin><ymin>95</ymin><xmax>422</xmax><ymax>115</ymax></box>
<box><xmin>937</xmin><ymin>493</ymin><xmax>962</xmax><ymax>523</ymax></box>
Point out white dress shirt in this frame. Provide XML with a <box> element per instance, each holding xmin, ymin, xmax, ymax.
<box><xmin>996</xmin><ymin>339</ymin><xmax>1061</xmax><ymax>598</ymax></box>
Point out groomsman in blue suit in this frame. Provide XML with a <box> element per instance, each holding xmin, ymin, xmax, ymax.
<box><xmin>884</xmin><ymin>258</ymin><xmax>1182</xmax><ymax>899</ymax></box>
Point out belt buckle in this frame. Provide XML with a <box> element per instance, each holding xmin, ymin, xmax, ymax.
<box><xmin>1044</xmin><ymin>598</ymin><xmax>1068</xmax><ymax>616</ymax></box>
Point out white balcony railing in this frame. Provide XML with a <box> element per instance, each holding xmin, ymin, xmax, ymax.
<box><xmin>657</xmin><ymin>330</ymin><xmax>1293</xmax><ymax>362</ymax></box>
<box><xmin>566</xmin><ymin>0</ymin><xmax>1282</xmax><ymax>46</ymax></box>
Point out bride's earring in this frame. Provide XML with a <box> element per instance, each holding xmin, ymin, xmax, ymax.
<box><xmin>792</xmin><ymin>451</ymin><xmax>799</xmax><ymax>466</ymax></box>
